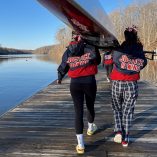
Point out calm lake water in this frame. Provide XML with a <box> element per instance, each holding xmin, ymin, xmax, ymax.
<box><xmin>0</xmin><ymin>54</ymin><xmax>157</xmax><ymax>117</ymax></box>
<box><xmin>0</xmin><ymin>55</ymin><xmax>58</xmax><ymax>116</ymax></box>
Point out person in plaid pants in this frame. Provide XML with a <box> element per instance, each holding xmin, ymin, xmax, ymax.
<box><xmin>110</xmin><ymin>25</ymin><xmax>147</xmax><ymax>147</ymax></box>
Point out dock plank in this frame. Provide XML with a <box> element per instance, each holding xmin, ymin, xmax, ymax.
<box><xmin>0</xmin><ymin>69</ymin><xmax>157</xmax><ymax>157</ymax></box>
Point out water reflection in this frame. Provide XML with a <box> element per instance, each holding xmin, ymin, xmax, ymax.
<box><xmin>36</xmin><ymin>54</ymin><xmax>56</xmax><ymax>63</ymax></box>
<box><xmin>0</xmin><ymin>55</ymin><xmax>33</xmax><ymax>64</ymax></box>
<box><xmin>36</xmin><ymin>54</ymin><xmax>61</xmax><ymax>64</ymax></box>
<box><xmin>0</xmin><ymin>54</ymin><xmax>58</xmax><ymax>116</ymax></box>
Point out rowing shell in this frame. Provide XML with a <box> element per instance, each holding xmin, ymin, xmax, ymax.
<box><xmin>37</xmin><ymin>0</ymin><xmax>119</xmax><ymax>47</ymax></box>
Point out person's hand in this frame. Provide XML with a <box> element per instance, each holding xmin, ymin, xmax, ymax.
<box><xmin>57</xmin><ymin>80</ymin><xmax>62</xmax><ymax>84</ymax></box>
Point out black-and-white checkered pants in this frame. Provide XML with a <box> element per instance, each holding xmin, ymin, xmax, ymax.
<box><xmin>111</xmin><ymin>80</ymin><xmax>138</xmax><ymax>134</ymax></box>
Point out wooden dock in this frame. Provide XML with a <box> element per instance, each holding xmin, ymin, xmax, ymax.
<box><xmin>0</xmin><ymin>69</ymin><xmax>157</xmax><ymax>157</ymax></box>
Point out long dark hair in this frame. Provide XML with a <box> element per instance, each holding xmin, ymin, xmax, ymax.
<box><xmin>121</xmin><ymin>26</ymin><xmax>143</xmax><ymax>56</ymax></box>
<box><xmin>123</xmin><ymin>25</ymin><xmax>142</xmax><ymax>45</ymax></box>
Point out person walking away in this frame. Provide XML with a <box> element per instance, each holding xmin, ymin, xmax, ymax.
<box><xmin>102</xmin><ymin>49</ymin><xmax>113</xmax><ymax>82</ymax></box>
<box><xmin>57</xmin><ymin>31</ymin><xmax>101</xmax><ymax>154</ymax></box>
<box><xmin>110</xmin><ymin>25</ymin><xmax>147</xmax><ymax>147</ymax></box>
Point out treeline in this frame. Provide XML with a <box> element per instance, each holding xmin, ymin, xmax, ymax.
<box><xmin>49</xmin><ymin>0</ymin><xmax>156</xmax><ymax>63</ymax></box>
<box><xmin>0</xmin><ymin>47</ymin><xmax>32</xmax><ymax>55</ymax></box>
<box><xmin>33</xmin><ymin>45</ymin><xmax>57</xmax><ymax>54</ymax></box>
<box><xmin>0</xmin><ymin>45</ymin><xmax>57</xmax><ymax>56</ymax></box>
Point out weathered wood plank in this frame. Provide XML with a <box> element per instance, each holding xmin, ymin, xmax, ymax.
<box><xmin>0</xmin><ymin>69</ymin><xmax>157</xmax><ymax>156</ymax></box>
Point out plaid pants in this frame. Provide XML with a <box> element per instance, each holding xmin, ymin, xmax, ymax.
<box><xmin>111</xmin><ymin>80</ymin><xmax>138</xmax><ymax>134</ymax></box>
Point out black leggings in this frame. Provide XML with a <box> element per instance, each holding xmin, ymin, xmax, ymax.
<box><xmin>70</xmin><ymin>82</ymin><xmax>97</xmax><ymax>134</ymax></box>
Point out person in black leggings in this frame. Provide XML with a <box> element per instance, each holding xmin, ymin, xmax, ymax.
<box><xmin>57</xmin><ymin>32</ymin><xmax>101</xmax><ymax>154</ymax></box>
<box><xmin>70</xmin><ymin>79</ymin><xmax>97</xmax><ymax>134</ymax></box>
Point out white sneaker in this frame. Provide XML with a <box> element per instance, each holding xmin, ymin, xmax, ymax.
<box><xmin>114</xmin><ymin>132</ymin><xmax>122</xmax><ymax>143</ymax></box>
<box><xmin>76</xmin><ymin>145</ymin><xmax>85</xmax><ymax>154</ymax></box>
<box><xmin>107</xmin><ymin>77</ymin><xmax>110</xmax><ymax>82</ymax></box>
<box><xmin>87</xmin><ymin>123</ymin><xmax>97</xmax><ymax>136</ymax></box>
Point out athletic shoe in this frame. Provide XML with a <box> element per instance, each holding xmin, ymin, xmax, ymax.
<box><xmin>122</xmin><ymin>134</ymin><xmax>129</xmax><ymax>147</ymax></box>
<box><xmin>113</xmin><ymin>131</ymin><xmax>122</xmax><ymax>143</ymax></box>
<box><xmin>87</xmin><ymin>123</ymin><xmax>97</xmax><ymax>136</ymax></box>
<box><xmin>76</xmin><ymin>145</ymin><xmax>85</xmax><ymax>154</ymax></box>
<box><xmin>107</xmin><ymin>77</ymin><xmax>110</xmax><ymax>82</ymax></box>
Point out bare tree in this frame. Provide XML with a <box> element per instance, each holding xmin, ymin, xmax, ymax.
<box><xmin>55</xmin><ymin>27</ymin><xmax>72</xmax><ymax>60</ymax></box>
<box><xmin>48</xmin><ymin>26</ymin><xmax>72</xmax><ymax>63</ymax></box>
<box><xmin>110</xmin><ymin>0</ymin><xmax>157</xmax><ymax>50</ymax></box>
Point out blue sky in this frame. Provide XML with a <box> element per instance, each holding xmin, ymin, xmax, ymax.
<box><xmin>0</xmin><ymin>0</ymin><xmax>131</xmax><ymax>50</ymax></box>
